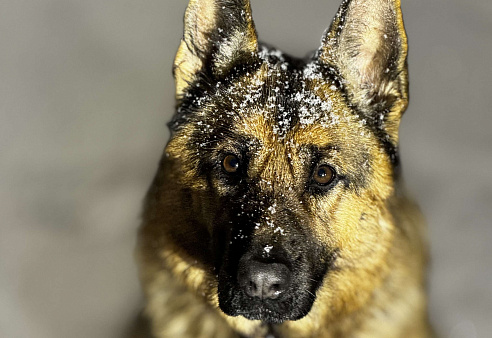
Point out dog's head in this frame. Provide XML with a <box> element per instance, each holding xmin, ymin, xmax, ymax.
<box><xmin>145</xmin><ymin>0</ymin><xmax>408</xmax><ymax>329</ymax></box>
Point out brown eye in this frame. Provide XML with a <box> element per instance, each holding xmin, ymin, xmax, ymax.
<box><xmin>313</xmin><ymin>165</ymin><xmax>335</xmax><ymax>185</ymax></box>
<box><xmin>222</xmin><ymin>154</ymin><xmax>240</xmax><ymax>173</ymax></box>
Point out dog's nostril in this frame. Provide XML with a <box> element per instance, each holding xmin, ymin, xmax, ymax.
<box><xmin>238</xmin><ymin>260</ymin><xmax>291</xmax><ymax>300</ymax></box>
<box><xmin>248</xmin><ymin>281</ymin><xmax>258</xmax><ymax>295</ymax></box>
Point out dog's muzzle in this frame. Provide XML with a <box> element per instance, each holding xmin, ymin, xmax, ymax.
<box><xmin>217</xmin><ymin>240</ymin><xmax>331</xmax><ymax>324</ymax></box>
<box><xmin>214</xmin><ymin>201</ymin><xmax>333</xmax><ymax>324</ymax></box>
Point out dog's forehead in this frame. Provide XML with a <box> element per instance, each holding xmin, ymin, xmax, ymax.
<box><xmin>225</xmin><ymin>53</ymin><xmax>355</xmax><ymax>148</ymax></box>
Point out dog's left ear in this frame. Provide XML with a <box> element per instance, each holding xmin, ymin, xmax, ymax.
<box><xmin>174</xmin><ymin>0</ymin><xmax>258</xmax><ymax>98</ymax></box>
<box><xmin>319</xmin><ymin>0</ymin><xmax>408</xmax><ymax>142</ymax></box>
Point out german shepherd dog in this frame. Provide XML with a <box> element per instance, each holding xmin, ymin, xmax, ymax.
<box><xmin>136</xmin><ymin>0</ymin><xmax>433</xmax><ymax>337</ymax></box>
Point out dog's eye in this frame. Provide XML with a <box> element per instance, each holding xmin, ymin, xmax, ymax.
<box><xmin>313</xmin><ymin>165</ymin><xmax>335</xmax><ymax>185</ymax></box>
<box><xmin>222</xmin><ymin>154</ymin><xmax>240</xmax><ymax>173</ymax></box>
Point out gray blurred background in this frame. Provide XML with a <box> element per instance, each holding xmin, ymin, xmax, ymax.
<box><xmin>1</xmin><ymin>0</ymin><xmax>491</xmax><ymax>337</ymax></box>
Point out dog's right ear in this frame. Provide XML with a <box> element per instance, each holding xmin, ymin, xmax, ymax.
<box><xmin>174</xmin><ymin>0</ymin><xmax>258</xmax><ymax>98</ymax></box>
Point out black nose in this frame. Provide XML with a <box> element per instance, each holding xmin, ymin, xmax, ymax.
<box><xmin>237</xmin><ymin>260</ymin><xmax>291</xmax><ymax>300</ymax></box>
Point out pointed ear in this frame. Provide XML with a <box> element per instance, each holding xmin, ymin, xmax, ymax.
<box><xmin>174</xmin><ymin>0</ymin><xmax>258</xmax><ymax>98</ymax></box>
<box><xmin>319</xmin><ymin>0</ymin><xmax>408</xmax><ymax>137</ymax></box>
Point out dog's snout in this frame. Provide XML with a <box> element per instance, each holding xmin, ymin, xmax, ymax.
<box><xmin>238</xmin><ymin>260</ymin><xmax>291</xmax><ymax>300</ymax></box>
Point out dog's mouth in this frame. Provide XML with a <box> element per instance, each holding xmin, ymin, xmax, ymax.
<box><xmin>228</xmin><ymin>298</ymin><xmax>305</xmax><ymax>324</ymax></box>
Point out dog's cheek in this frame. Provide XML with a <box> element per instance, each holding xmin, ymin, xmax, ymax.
<box><xmin>329</xmin><ymin>189</ymin><xmax>395</xmax><ymax>268</ymax></box>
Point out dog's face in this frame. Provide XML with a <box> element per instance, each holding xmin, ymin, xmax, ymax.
<box><xmin>148</xmin><ymin>0</ymin><xmax>408</xmax><ymax>329</ymax></box>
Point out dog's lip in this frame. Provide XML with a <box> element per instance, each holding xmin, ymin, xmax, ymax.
<box><xmin>235</xmin><ymin>307</ymin><xmax>288</xmax><ymax>324</ymax></box>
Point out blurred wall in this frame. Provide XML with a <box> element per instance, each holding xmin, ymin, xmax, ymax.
<box><xmin>1</xmin><ymin>0</ymin><xmax>491</xmax><ymax>337</ymax></box>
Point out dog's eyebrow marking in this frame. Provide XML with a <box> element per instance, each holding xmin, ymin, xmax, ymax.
<box><xmin>304</xmin><ymin>144</ymin><xmax>340</xmax><ymax>171</ymax></box>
